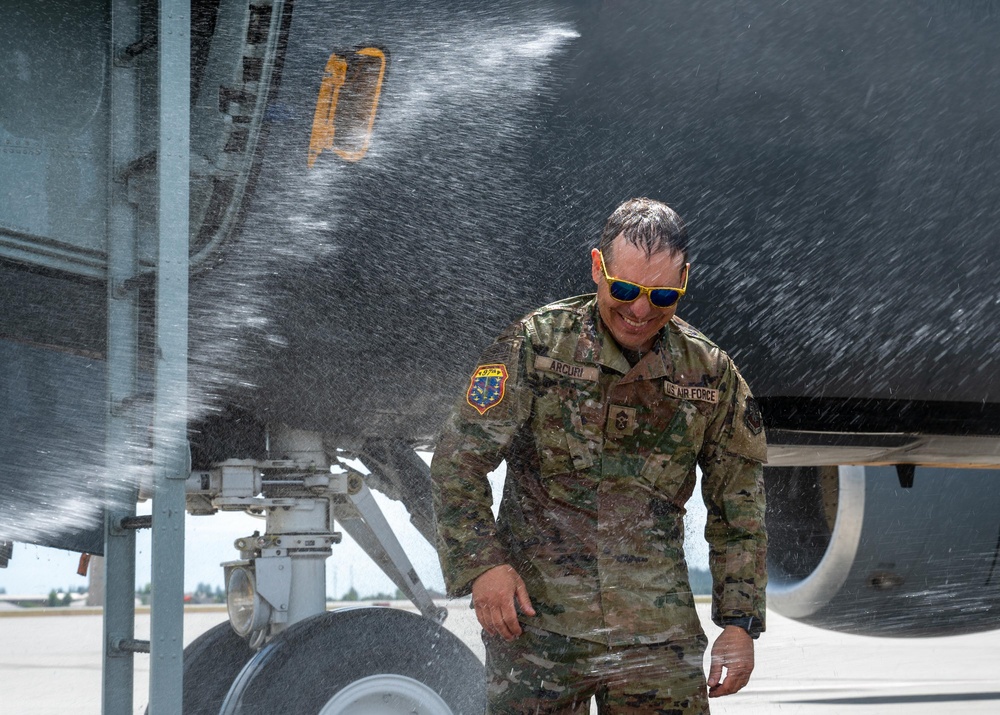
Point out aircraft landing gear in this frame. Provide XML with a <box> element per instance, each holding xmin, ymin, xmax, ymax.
<box><xmin>173</xmin><ymin>425</ymin><xmax>485</xmax><ymax>713</ymax></box>
<box><xmin>219</xmin><ymin>607</ymin><xmax>485</xmax><ymax>715</ymax></box>
<box><xmin>176</xmin><ymin>623</ymin><xmax>256</xmax><ymax>715</ymax></box>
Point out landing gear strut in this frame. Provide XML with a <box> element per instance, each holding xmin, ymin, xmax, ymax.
<box><xmin>174</xmin><ymin>425</ymin><xmax>483</xmax><ymax>714</ymax></box>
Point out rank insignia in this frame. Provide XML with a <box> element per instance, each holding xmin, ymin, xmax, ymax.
<box><xmin>744</xmin><ymin>397</ymin><xmax>763</xmax><ymax>435</ymax></box>
<box><xmin>466</xmin><ymin>363</ymin><xmax>509</xmax><ymax>415</ymax></box>
<box><xmin>607</xmin><ymin>404</ymin><xmax>638</xmax><ymax>436</ymax></box>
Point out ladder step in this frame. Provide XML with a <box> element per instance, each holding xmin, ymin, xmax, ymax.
<box><xmin>119</xmin><ymin>515</ymin><xmax>153</xmax><ymax>530</ymax></box>
<box><xmin>113</xmin><ymin>638</ymin><xmax>151</xmax><ymax>654</ymax></box>
<box><xmin>116</xmin><ymin>35</ymin><xmax>157</xmax><ymax>65</ymax></box>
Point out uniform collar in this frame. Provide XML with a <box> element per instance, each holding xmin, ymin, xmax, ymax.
<box><xmin>576</xmin><ymin>297</ymin><xmax>676</xmax><ymax>381</ymax></box>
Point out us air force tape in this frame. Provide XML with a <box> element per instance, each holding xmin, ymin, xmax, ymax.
<box><xmin>664</xmin><ymin>380</ymin><xmax>719</xmax><ymax>404</ymax></box>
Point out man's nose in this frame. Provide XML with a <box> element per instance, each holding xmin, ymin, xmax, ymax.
<box><xmin>631</xmin><ymin>294</ymin><xmax>655</xmax><ymax>318</ymax></box>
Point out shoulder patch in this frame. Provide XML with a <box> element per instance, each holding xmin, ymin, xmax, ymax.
<box><xmin>744</xmin><ymin>397</ymin><xmax>763</xmax><ymax>435</ymax></box>
<box><xmin>466</xmin><ymin>364</ymin><xmax>509</xmax><ymax>415</ymax></box>
<box><xmin>533</xmin><ymin>356</ymin><xmax>599</xmax><ymax>382</ymax></box>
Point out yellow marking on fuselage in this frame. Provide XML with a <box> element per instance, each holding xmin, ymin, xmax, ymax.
<box><xmin>308</xmin><ymin>47</ymin><xmax>387</xmax><ymax>167</ymax></box>
<box><xmin>308</xmin><ymin>54</ymin><xmax>348</xmax><ymax>168</ymax></box>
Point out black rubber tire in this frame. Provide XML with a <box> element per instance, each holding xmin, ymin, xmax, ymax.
<box><xmin>219</xmin><ymin>607</ymin><xmax>485</xmax><ymax>715</ymax></box>
<box><xmin>143</xmin><ymin>621</ymin><xmax>256</xmax><ymax>715</ymax></box>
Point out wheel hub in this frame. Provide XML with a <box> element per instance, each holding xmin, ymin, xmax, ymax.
<box><xmin>318</xmin><ymin>674</ymin><xmax>453</xmax><ymax>715</ymax></box>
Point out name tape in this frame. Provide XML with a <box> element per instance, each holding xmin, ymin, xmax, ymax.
<box><xmin>534</xmin><ymin>356</ymin><xmax>600</xmax><ymax>382</ymax></box>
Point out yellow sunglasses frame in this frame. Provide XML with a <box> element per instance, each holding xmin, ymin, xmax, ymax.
<box><xmin>598</xmin><ymin>250</ymin><xmax>690</xmax><ymax>307</ymax></box>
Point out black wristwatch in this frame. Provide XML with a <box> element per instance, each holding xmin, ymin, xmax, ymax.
<box><xmin>721</xmin><ymin>616</ymin><xmax>761</xmax><ymax>639</ymax></box>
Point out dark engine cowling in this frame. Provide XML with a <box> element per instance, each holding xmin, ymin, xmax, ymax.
<box><xmin>766</xmin><ymin>465</ymin><xmax>1000</xmax><ymax>636</ymax></box>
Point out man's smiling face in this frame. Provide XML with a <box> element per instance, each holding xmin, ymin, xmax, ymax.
<box><xmin>591</xmin><ymin>235</ymin><xmax>688</xmax><ymax>353</ymax></box>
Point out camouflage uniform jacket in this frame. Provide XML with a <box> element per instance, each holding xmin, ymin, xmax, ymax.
<box><xmin>431</xmin><ymin>294</ymin><xmax>768</xmax><ymax>646</ymax></box>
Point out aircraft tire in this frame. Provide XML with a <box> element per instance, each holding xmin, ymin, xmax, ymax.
<box><xmin>143</xmin><ymin>621</ymin><xmax>255</xmax><ymax>715</ymax></box>
<box><xmin>219</xmin><ymin>607</ymin><xmax>485</xmax><ymax>715</ymax></box>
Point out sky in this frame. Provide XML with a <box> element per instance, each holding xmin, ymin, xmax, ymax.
<box><xmin>0</xmin><ymin>459</ymin><xmax>711</xmax><ymax>598</ymax></box>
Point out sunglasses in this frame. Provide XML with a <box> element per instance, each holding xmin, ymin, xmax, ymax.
<box><xmin>598</xmin><ymin>250</ymin><xmax>689</xmax><ymax>308</ymax></box>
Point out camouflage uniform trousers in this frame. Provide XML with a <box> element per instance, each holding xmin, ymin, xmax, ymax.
<box><xmin>485</xmin><ymin>626</ymin><xmax>710</xmax><ymax>715</ymax></box>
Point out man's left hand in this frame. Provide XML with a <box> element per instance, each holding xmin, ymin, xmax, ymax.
<box><xmin>707</xmin><ymin>626</ymin><xmax>755</xmax><ymax>697</ymax></box>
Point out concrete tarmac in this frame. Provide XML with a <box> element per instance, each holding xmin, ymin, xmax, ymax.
<box><xmin>1</xmin><ymin>601</ymin><xmax>998</xmax><ymax>714</ymax></box>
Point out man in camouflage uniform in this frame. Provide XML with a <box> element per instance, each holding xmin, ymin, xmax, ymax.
<box><xmin>431</xmin><ymin>198</ymin><xmax>767</xmax><ymax>714</ymax></box>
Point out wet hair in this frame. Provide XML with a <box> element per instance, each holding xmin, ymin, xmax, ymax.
<box><xmin>599</xmin><ymin>198</ymin><xmax>689</xmax><ymax>265</ymax></box>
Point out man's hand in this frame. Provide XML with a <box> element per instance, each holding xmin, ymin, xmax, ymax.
<box><xmin>471</xmin><ymin>564</ymin><xmax>536</xmax><ymax>641</ymax></box>
<box><xmin>707</xmin><ymin>626</ymin><xmax>755</xmax><ymax>697</ymax></box>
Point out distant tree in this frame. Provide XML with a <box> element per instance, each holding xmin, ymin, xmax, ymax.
<box><xmin>136</xmin><ymin>583</ymin><xmax>152</xmax><ymax>606</ymax></box>
<box><xmin>342</xmin><ymin>587</ymin><xmax>359</xmax><ymax>601</ymax></box>
<box><xmin>190</xmin><ymin>583</ymin><xmax>225</xmax><ymax>604</ymax></box>
<box><xmin>0</xmin><ymin>587</ymin><xmax>6</xmax><ymax>594</ymax></box>
<box><xmin>363</xmin><ymin>591</ymin><xmax>395</xmax><ymax>601</ymax></box>
<box><xmin>190</xmin><ymin>582</ymin><xmax>222</xmax><ymax>604</ymax></box>
<box><xmin>45</xmin><ymin>590</ymin><xmax>73</xmax><ymax>607</ymax></box>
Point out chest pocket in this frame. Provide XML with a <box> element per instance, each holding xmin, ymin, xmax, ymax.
<box><xmin>532</xmin><ymin>373</ymin><xmax>604</xmax><ymax>476</ymax></box>
<box><xmin>638</xmin><ymin>394</ymin><xmax>714</xmax><ymax>502</ymax></box>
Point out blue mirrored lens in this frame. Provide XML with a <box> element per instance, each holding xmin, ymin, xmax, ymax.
<box><xmin>649</xmin><ymin>289</ymin><xmax>680</xmax><ymax>308</ymax></box>
<box><xmin>609</xmin><ymin>280</ymin><xmax>641</xmax><ymax>302</ymax></box>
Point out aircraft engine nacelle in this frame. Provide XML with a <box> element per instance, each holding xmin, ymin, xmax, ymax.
<box><xmin>765</xmin><ymin>465</ymin><xmax>1000</xmax><ymax>637</ymax></box>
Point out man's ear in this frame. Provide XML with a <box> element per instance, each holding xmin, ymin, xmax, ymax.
<box><xmin>590</xmin><ymin>248</ymin><xmax>603</xmax><ymax>286</ymax></box>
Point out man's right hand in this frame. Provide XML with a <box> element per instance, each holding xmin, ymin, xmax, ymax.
<box><xmin>471</xmin><ymin>564</ymin><xmax>536</xmax><ymax>641</ymax></box>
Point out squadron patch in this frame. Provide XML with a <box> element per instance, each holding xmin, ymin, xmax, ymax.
<box><xmin>744</xmin><ymin>396</ymin><xmax>763</xmax><ymax>435</ymax></box>
<box><xmin>466</xmin><ymin>364</ymin><xmax>509</xmax><ymax>415</ymax></box>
